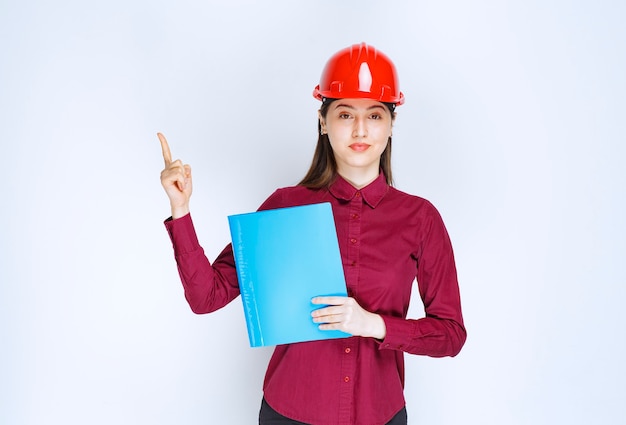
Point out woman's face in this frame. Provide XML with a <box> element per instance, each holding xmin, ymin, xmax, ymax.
<box><xmin>320</xmin><ymin>98</ymin><xmax>394</xmax><ymax>182</ymax></box>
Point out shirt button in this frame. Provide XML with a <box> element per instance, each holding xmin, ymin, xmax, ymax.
<box><xmin>351</xmin><ymin>261</ymin><xmax>356</xmax><ymax>266</ymax></box>
<box><xmin>355</xmin><ymin>192</ymin><xmax>361</xmax><ymax>198</ymax></box>
<box><xmin>350</xmin><ymin>238</ymin><xmax>357</xmax><ymax>244</ymax></box>
<box><xmin>344</xmin><ymin>347</ymin><xmax>351</xmax><ymax>354</ymax></box>
<box><xmin>344</xmin><ymin>376</ymin><xmax>350</xmax><ymax>382</ymax></box>
<box><xmin>351</xmin><ymin>213</ymin><xmax>359</xmax><ymax>219</ymax></box>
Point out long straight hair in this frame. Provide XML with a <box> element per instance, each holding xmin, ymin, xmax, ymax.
<box><xmin>298</xmin><ymin>99</ymin><xmax>396</xmax><ymax>189</ymax></box>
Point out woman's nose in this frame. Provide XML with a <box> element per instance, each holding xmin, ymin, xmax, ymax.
<box><xmin>352</xmin><ymin>117</ymin><xmax>367</xmax><ymax>138</ymax></box>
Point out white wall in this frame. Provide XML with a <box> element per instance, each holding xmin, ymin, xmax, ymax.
<box><xmin>1</xmin><ymin>1</ymin><xmax>624</xmax><ymax>424</ymax></box>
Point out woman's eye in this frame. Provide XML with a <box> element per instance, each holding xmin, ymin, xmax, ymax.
<box><xmin>339</xmin><ymin>113</ymin><xmax>351</xmax><ymax>119</ymax></box>
<box><xmin>370</xmin><ymin>114</ymin><xmax>381</xmax><ymax>120</ymax></box>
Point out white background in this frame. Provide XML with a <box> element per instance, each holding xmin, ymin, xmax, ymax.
<box><xmin>1</xmin><ymin>1</ymin><xmax>625</xmax><ymax>424</ymax></box>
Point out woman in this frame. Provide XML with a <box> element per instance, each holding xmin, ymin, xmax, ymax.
<box><xmin>159</xmin><ymin>43</ymin><xmax>466</xmax><ymax>425</ymax></box>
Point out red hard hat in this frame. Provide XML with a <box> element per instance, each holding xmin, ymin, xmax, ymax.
<box><xmin>313</xmin><ymin>43</ymin><xmax>405</xmax><ymax>106</ymax></box>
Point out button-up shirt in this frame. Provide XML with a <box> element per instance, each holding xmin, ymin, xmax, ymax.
<box><xmin>165</xmin><ymin>172</ymin><xmax>466</xmax><ymax>425</ymax></box>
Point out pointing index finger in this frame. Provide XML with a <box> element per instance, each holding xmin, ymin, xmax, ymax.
<box><xmin>158</xmin><ymin>132</ymin><xmax>172</xmax><ymax>166</ymax></box>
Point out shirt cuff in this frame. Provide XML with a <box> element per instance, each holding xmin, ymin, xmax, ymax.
<box><xmin>378</xmin><ymin>315</ymin><xmax>415</xmax><ymax>351</ymax></box>
<box><xmin>164</xmin><ymin>213</ymin><xmax>201</xmax><ymax>256</ymax></box>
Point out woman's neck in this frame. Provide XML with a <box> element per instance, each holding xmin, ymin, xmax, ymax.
<box><xmin>337</xmin><ymin>168</ymin><xmax>379</xmax><ymax>189</ymax></box>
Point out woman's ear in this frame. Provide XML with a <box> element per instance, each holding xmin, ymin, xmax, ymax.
<box><xmin>318</xmin><ymin>110</ymin><xmax>328</xmax><ymax>135</ymax></box>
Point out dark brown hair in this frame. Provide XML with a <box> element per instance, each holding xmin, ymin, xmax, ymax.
<box><xmin>298</xmin><ymin>99</ymin><xmax>396</xmax><ymax>189</ymax></box>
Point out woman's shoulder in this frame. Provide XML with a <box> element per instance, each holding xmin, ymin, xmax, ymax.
<box><xmin>387</xmin><ymin>185</ymin><xmax>435</xmax><ymax>208</ymax></box>
<box><xmin>385</xmin><ymin>187</ymin><xmax>452</xmax><ymax>237</ymax></box>
<box><xmin>258</xmin><ymin>185</ymin><xmax>328</xmax><ymax>211</ymax></box>
<box><xmin>385</xmin><ymin>186</ymin><xmax>450</xmax><ymax>223</ymax></box>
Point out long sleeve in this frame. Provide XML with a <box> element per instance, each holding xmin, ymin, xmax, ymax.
<box><xmin>379</xmin><ymin>203</ymin><xmax>466</xmax><ymax>357</ymax></box>
<box><xmin>164</xmin><ymin>213</ymin><xmax>240</xmax><ymax>314</ymax></box>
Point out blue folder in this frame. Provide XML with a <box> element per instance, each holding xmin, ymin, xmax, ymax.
<box><xmin>228</xmin><ymin>202</ymin><xmax>350</xmax><ymax>347</ymax></box>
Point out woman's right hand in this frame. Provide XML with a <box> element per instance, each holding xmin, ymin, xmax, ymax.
<box><xmin>158</xmin><ymin>132</ymin><xmax>193</xmax><ymax>219</ymax></box>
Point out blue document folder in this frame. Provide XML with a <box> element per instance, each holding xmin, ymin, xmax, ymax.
<box><xmin>228</xmin><ymin>202</ymin><xmax>350</xmax><ymax>347</ymax></box>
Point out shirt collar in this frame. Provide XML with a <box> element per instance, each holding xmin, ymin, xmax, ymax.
<box><xmin>328</xmin><ymin>172</ymin><xmax>389</xmax><ymax>208</ymax></box>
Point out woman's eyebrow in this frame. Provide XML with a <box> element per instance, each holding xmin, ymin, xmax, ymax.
<box><xmin>333</xmin><ymin>103</ymin><xmax>355</xmax><ymax>110</ymax></box>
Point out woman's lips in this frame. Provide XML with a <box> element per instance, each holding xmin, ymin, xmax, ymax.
<box><xmin>349</xmin><ymin>143</ymin><xmax>370</xmax><ymax>152</ymax></box>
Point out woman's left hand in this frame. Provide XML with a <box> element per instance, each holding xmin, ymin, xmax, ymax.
<box><xmin>311</xmin><ymin>296</ymin><xmax>386</xmax><ymax>339</ymax></box>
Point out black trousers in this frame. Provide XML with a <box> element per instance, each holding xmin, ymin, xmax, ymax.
<box><xmin>259</xmin><ymin>398</ymin><xmax>408</xmax><ymax>425</ymax></box>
